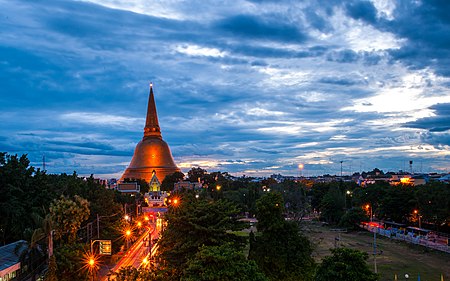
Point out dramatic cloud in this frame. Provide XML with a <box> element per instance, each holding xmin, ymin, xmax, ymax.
<box><xmin>0</xmin><ymin>0</ymin><xmax>449</xmax><ymax>178</ymax></box>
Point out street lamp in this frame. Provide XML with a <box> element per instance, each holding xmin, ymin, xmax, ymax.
<box><xmin>216</xmin><ymin>185</ymin><xmax>221</xmax><ymax>191</ymax></box>
<box><xmin>413</xmin><ymin>210</ymin><xmax>422</xmax><ymax>228</ymax></box>
<box><xmin>345</xmin><ymin>190</ymin><xmax>352</xmax><ymax>209</ymax></box>
<box><xmin>125</xmin><ymin>229</ymin><xmax>132</xmax><ymax>250</ymax></box>
<box><xmin>298</xmin><ymin>164</ymin><xmax>304</xmax><ymax>178</ymax></box>
<box><xmin>84</xmin><ymin>253</ymin><xmax>99</xmax><ymax>281</ymax></box>
<box><xmin>365</xmin><ymin>204</ymin><xmax>373</xmax><ymax>221</ymax></box>
<box><xmin>405</xmin><ymin>273</ymin><xmax>409</xmax><ymax>280</ymax></box>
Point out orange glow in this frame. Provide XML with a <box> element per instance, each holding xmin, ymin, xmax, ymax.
<box><xmin>216</xmin><ymin>185</ymin><xmax>221</xmax><ymax>191</ymax></box>
<box><xmin>144</xmin><ymin>216</ymin><xmax>149</xmax><ymax>221</ymax></box>
<box><xmin>413</xmin><ymin>209</ymin><xmax>418</xmax><ymax>214</ymax></box>
<box><xmin>400</xmin><ymin>177</ymin><xmax>411</xmax><ymax>184</ymax></box>
<box><xmin>173</xmin><ymin>198</ymin><xmax>178</xmax><ymax>205</ymax></box>
<box><xmin>126</xmin><ymin>230</ymin><xmax>131</xmax><ymax>236</ymax></box>
<box><xmin>365</xmin><ymin>204</ymin><xmax>370</xmax><ymax>210</ymax></box>
<box><xmin>82</xmin><ymin>252</ymin><xmax>100</xmax><ymax>272</ymax></box>
<box><xmin>137</xmin><ymin>221</ymin><xmax>142</xmax><ymax>227</ymax></box>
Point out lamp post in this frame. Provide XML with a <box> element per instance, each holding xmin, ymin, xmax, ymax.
<box><xmin>365</xmin><ymin>204</ymin><xmax>373</xmax><ymax>221</ymax></box>
<box><xmin>85</xmin><ymin>253</ymin><xmax>98</xmax><ymax>281</ymax></box>
<box><xmin>298</xmin><ymin>164</ymin><xmax>304</xmax><ymax>178</ymax></box>
<box><xmin>125</xmin><ymin>229</ymin><xmax>132</xmax><ymax>250</ymax></box>
<box><xmin>345</xmin><ymin>190</ymin><xmax>352</xmax><ymax>209</ymax></box>
<box><xmin>413</xmin><ymin>210</ymin><xmax>422</xmax><ymax>228</ymax></box>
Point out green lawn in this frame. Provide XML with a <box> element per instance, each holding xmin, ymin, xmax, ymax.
<box><xmin>302</xmin><ymin>222</ymin><xmax>449</xmax><ymax>281</ymax></box>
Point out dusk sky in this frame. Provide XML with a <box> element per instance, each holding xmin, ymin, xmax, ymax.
<box><xmin>1</xmin><ymin>0</ymin><xmax>449</xmax><ymax>178</ymax></box>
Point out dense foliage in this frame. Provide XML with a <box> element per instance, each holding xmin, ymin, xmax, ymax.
<box><xmin>314</xmin><ymin>248</ymin><xmax>378</xmax><ymax>281</ymax></box>
<box><xmin>156</xmin><ymin>192</ymin><xmax>248</xmax><ymax>279</ymax></box>
<box><xmin>183</xmin><ymin>243</ymin><xmax>268</xmax><ymax>281</ymax></box>
<box><xmin>249</xmin><ymin>192</ymin><xmax>315</xmax><ymax>281</ymax></box>
<box><xmin>0</xmin><ymin>153</ymin><xmax>127</xmax><ymax>280</ymax></box>
<box><xmin>2</xmin><ymin>155</ymin><xmax>449</xmax><ymax>280</ymax></box>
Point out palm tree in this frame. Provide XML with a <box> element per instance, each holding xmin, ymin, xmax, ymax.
<box><xmin>16</xmin><ymin>213</ymin><xmax>54</xmax><ymax>280</ymax></box>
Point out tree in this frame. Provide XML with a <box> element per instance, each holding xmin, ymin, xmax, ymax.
<box><xmin>377</xmin><ymin>185</ymin><xmax>415</xmax><ymax>223</ymax></box>
<box><xmin>156</xmin><ymin>192</ymin><xmax>245</xmax><ymax>279</ymax></box>
<box><xmin>339</xmin><ymin>207</ymin><xmax>369</xmax><ymax>229</ymax></box>
<box><xmin>282</xmin><ymin>183</ymin><xmax>310</xmax><ymax>221</ymax></box>
<box><xmin>320</xmin><ymin>185</ymin><xmax>345</xmax><ymax>224</ymax></box>
<box><xmin>49</xmin><ymin>195</ymin><xmax>90</xmax><ymax>243</ymax></box>
<box><xmin>54</xmin><ymin>243</ymin><xmax>89</xmax><ymax>281</ymax></box>
<box><xmin>44</xmin><ymin>255</ymin><xmax>58</xmax><ymax>281</ymax></box>
<box><xmin>249</xmin><ymin>192</ymin><xmax>315</xmax><ymax>281</ymax></box>
<box><xmin>0</xmin><ymin>153</ymin><xmax>35</xmax><ymax>243</ymax></box>
<box><xmin>414</xmin><ymin>182</ymin><xmax>450</xmax><ymax>229</ymax></box>
<box><xmin>314</xmin><ymin>248</ymin><xmax>378</xmax><ymax>281</ymax></box>
<box><xmin>254</xmin><ymin>192</ymin><xmax>284</xmax><ymax>232</ymax></box>
<box><xmin>183</xmin><ymin>243</ymin><xmax>268</xmax><ymax>281</ymax></box>
<box><xmin>187</xmin><ymin>167</ymin><xmax>208</xmax><ymax>183</ymax></box>
<box><xmin>161</xmin><ymin>171</ymin><xmax>185</xmax><ymax>191</ymax></box>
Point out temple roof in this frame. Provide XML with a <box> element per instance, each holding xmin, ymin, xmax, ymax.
<box><xmin>121</xmin><ymin>83</ymin><xmax>180</xmax><ymax>183</ymax></box>
<box><xmin>144</xmin><ymin>83</ymin><xmax>162</xmax><ymax>139</ymax></box>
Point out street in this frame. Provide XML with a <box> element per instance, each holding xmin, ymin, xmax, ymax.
<box><xmin>101</xmin><ymin>219</ymin><xmax>162</xmax><ymax>280</ymax></box>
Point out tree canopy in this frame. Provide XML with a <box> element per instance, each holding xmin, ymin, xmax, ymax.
<box><xmin>249</xmin><ymin>192</ymin><xmax>315</xmax><ymax>281</ymax></box>
<box><xmin>156</xmin><ymin>192</ymin><xmax>247</xmax><ymax>279</ymax></box>
<box><xmin>314</xmin><ymin>248</ymin><xmax>378</xmax><ymax>281</ymax></box>
<box><xmin>183</xmin><ymin>243</ymin><xmax>268</xmax><ymax>281</ymax></box>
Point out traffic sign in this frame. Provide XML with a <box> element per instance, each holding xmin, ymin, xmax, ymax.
<box><xmin>99</xmin><ymin>240</ymin><xmax>112</xmax><ymax>255</ymax></box>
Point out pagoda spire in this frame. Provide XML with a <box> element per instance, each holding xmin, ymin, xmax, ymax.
<box><xmin>144</xmin><ymin>83</ymin><xmax>162</xmax><ymax>138</ymax></box>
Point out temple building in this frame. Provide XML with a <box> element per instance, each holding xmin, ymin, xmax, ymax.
<box><xmin>121</xmin><ymin>84</ymin><xmax>180</xmax><ymax>183</ymax></box>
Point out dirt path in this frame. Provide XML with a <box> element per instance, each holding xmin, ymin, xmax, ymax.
<box><xmin>302</xmin><ymin>222</ymin><xmax>450</xmax><ymax>281</ymax></box>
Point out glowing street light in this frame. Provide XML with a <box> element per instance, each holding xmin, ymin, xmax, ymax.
<box><xmin>364</xmin><ymin>204</ymin><xmax>373</xmax><ymax>221</ymax></box>
<box><xmin>124</xmin><ymin>229</ymin><xmax>132</xmax><ymax>250</ymax></box>
<box><xmin>137</xmin><ymin>221</ymin><xmax>142</xmax><ymax>228</ymax></box>
<box><xmin>124</xmin><ymin>215</ymin><xmax>130</xmax><ymax>221</ymax></box>
<box><xmin>413</xmin><ymin>209</ymin><xmax>422</xmax><ymax>228</ymax></box>
<box><xmin>83</xmin><ymin>252</ymin><xmax>99</xmax><ymax>281</ymax></box>
<box><xmin>298</xmin><ymin>164</ymin><xmax>304</xmax><ymax>178</ymax></box>
<box><xmin>216</xmin><ymin>185</ymin><xmax>221</xmax><ymax>191</ymax></box>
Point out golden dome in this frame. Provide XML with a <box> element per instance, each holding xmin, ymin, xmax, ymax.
<box><xmin>121</xmin><ymin>84</ymin><xmax>180</xmax><ymax>183</ymax></box>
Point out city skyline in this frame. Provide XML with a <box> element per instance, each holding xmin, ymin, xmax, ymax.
<box><xmin>1</xmin><ymin>0</ymin><xmax>449</xmax><ymax>178</ymax></box>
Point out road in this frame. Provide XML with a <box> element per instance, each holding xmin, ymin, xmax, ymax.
<box><xmin>101</xmin><ymin>220</ymin><xmax>162</xmax><ymax>280</ymax></box>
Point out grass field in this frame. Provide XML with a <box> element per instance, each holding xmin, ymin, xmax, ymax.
<box><xmin>302</xmin><ymin>222</ymin><xmax>450</xmax><ymax>281</ymax></box>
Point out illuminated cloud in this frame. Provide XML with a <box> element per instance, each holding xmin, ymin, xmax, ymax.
<box><xmin>1</xmin><ymin>0</ymin><xmax>449</xmax><ymax>177</ymax></box>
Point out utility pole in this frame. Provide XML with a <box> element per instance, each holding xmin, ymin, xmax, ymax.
<box><xmin>340</xmin><ymin>161</ymin><xmax>343</xmax><ymax>178</ymax></box>
<box><xmin>48</xmin><ymin>230</ymin><xmax>54</xmax><ymax>258</ymax></box>
<box><xmin>373</xmin><ymin>230</ymin><xmax>377</xmax><ymax>274</ymax></box>
<box><xmin>97</xmin><ymin>214</ymin><xmax>100</xmax><ymax>239</ymax></box>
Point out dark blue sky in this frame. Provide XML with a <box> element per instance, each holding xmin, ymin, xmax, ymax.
<box><xmin>1</xmin><ymin>0</ymin><xmax>449</xmax><ymax>178</ymax></box>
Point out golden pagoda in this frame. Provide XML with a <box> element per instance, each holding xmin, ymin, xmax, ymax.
<box><xmin>121</xmin><ymin>84</ymin><xmax>180</xmax><ymax>183</ymax></box>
